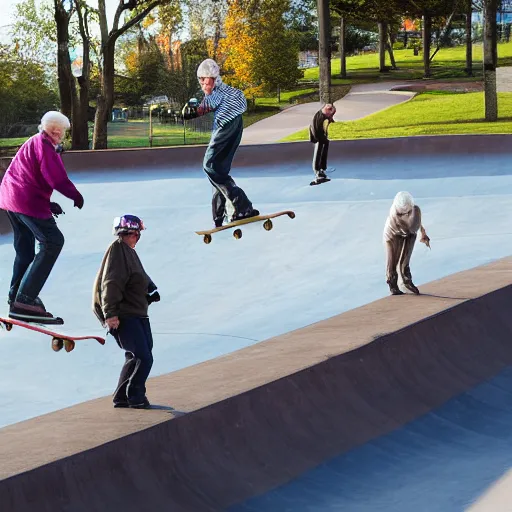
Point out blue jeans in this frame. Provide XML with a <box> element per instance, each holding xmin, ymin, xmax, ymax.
<box><xmin>111</xmin><ymin>317</ymin><xmax>154</xmax><ymax>405</ymax></box>
<box><xmin>203</xmin><ymin>115</ymin><xmax>253</xmax><ymax>222</ymax></box>
<box><xmin>6</xmin><ymin>211</ymin><xmax>64</xmax><ymax>302</ymax></box>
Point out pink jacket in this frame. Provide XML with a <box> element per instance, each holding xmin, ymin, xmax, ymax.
<box><xmin>0</xmin><ymin>132</ymin><xmax>81</xmax><ymax>219</ymax></box>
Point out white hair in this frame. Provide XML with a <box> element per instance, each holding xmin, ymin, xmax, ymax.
<box><xmin>392</xmin><ymin>191</ymin><xmax>414</xmax><ymax>213</ymax></box>
<box><xmin>38</xmin><ymin>111</ymin><xmax>70</xmax><ymax>133</ymax></box>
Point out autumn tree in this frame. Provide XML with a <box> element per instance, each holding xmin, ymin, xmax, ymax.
<box><xmin>222</xmin><ymin>0</ymin><xmax>301</xmax><ymax>98</ymax></box>
<box><xmin>221</xmin><ymin>0</ymin><xmax>260</xmax><ymax>94</ymax></box>
<box><xmin>252</xmin><ymin>0</ymin><xmax>302</xmax><ymax>100</ymax></box>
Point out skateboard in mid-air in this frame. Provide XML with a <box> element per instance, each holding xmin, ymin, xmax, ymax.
<box><xmin>196</xmin><ymin>210</ymin><xmax>296</xmax><ymax>244</ymax></box>
<box><xmin>0</xmin><ymin>316</ymin><xmax>105</xmax><ymax>353</ymax></box>
<box><xmin>310</xmin><ymin>168</ymin><xmax>336</xmax><ymax>186</ymax></box>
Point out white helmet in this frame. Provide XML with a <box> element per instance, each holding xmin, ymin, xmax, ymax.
<box><xmin>197</xmin><ymin>59</ymin><xmax>220</xmax><ymax>79</ymax></box>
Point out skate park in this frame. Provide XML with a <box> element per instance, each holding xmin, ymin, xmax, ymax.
<box><xmin>1</xmin><ymin>133</ymin><xmax>512</xmax><ymax>511</ymax></box>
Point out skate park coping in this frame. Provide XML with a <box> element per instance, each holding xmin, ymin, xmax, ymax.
<box><xmin>1</xmin><ymin>256</ymin><xmax>512</xmax><ymax>511</ymax></box>
<box><xmin>1</xmin><ymin>133</ymin><xmax>511</xmax><ymax>235</ymax></box>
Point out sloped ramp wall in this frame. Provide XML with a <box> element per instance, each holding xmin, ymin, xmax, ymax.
<box><xmin>0</xmin><ymin>258</ymin><xmax>512</xmax><ymax>511</ymax></box>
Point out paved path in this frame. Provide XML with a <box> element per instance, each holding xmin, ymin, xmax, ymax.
<box><xmin>497</xmin><ymin>66</ymin><xmax>512</xmax><ymax>92</ymax></box>
<box><xmin>241</xmin><ymin>81</ymin><xmax>415</xmax><ymax>145</ymax></box>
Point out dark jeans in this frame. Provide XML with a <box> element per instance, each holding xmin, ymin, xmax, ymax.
<box><xmin>203</xmin><ymin>115</ymin><xmax>253</xmax><ymax>222</ymax></box>
<box><xmin>111</xmin><ymin>317</ymin><xmax>154</xmax><ymax>405</ymax></box>
<box><xmin>313</xmin><ymin>139</ymin><xmax>329</xmax><ymax>172</ymax></box>
<box><xmin>6</xmin><ymin>211</ymin><xmax>65</xmax><ymax>303</ymax></box>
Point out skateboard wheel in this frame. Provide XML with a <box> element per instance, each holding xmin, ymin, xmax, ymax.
<box><xmin>287</xmin><ymin>212</ymin><xmax>296</xmax><ymax>219</ymax></box>
<box><xmin>64</xmin><ymin>339</ymin><xmax>75</xmax><ymax>353</ymax></box>
<box><xmin>52</xmin><ymin>337</ymin><xmax>64</xmax><ymax>352</ymax></box>
<box><xmin>233</xmin><ymin>229</ymin><xmax>242</xmax><ymax>239</ymax></box>
<box><xmin>263</xmin><ymin>219</ymin><xmax>273</xmax><ymax>231</ymax></box>
<box><xmin>203</xmin><ymin>234</ymin><xmax>212</xmax><ymax>244</ymax></box>
<box><xmin>4</xmin><ymin>322</ymin><xmax>13</xmax><ymax>331</ymax></box>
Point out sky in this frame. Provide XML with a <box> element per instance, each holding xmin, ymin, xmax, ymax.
<box><xmin>0</xmin><ymin>0</ymin><xmax>123</xmax><ymax>44</ymax></box>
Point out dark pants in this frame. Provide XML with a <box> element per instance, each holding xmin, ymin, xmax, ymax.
<box><xmin>385</xmin><ymin>233</ymin><xmax>417</xmax><ymax>286</ymax></box>
<box><xmin>313</xmin><ymin>139</ymin><xmax>329</xmax><ymax>172</ymax></box>
<box><xmin>111</xmin><ymin>317</ymin><xmax>154</xmax><ymax>405</ymax></box>
<box><xmin>203</xmin><ymin>115</ymin><xmax>253</xmax><ymax>223</ymax></box>
<box><xmin>6</xmin><ymin>211</ymin><xmax>64</xmax><ymax>303</ymax></box>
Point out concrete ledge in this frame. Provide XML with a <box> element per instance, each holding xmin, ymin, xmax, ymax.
<box><xmin>55</xmin><ymin>134</ymin><xmax>512</xmax><ymax>172</ymax></box>
<box><xmin>1</xmin><ymin>257</ymin><xmax>512</xmax><ymax>511</ymax></box>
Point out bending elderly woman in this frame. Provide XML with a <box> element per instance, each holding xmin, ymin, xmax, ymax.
<box><xmin>93</xmin><ymin>215</ymin><xmax>160</xmax><ymax>409</ymax></box>
<box><xmin>383</xmin><ymin>191</ymin><xmax>430</xmax><ymax>295</ymax></box>
<box><xmin>0</xmin><ymin>111</ymin><xmax>84</xmax><ymax>323</ymax></box>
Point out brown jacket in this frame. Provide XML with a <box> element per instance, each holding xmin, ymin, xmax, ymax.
<box><xmin>92</xmin><ymin>238</ymin><xmax>156</xmax><ymax>326</ymax></box>
<box><xmin>383</xmin><ymin>205</ymin><xmax>422</xmax><ymax>243</ymax></box>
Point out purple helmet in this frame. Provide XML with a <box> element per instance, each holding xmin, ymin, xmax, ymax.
<box><xmin>112</xmin><ymin>214</ymin><xmax>146</xmax><ymax>236</ymax></box>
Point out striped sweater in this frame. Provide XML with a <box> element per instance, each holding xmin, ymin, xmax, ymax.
<box><xmin>199</xmin><ymin>81</ymin><xmax>247</xmax><ymax>129</ymax></box>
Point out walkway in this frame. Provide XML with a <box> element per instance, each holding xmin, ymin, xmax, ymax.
<box><xmin>241</xmin><ymin>81</ymin><xmax>415</xmax><ymax>145</ymax></box>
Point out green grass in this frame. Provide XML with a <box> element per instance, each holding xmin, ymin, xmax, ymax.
<box><xmin>303</xmin><ymin>41</ymin><xmax>512</xmax><ymax>81</ymax></box>
<box><xmin>282</xmin><ymin>91</ymin><xmax>512</xmax><ymax>141</ymax></box>
<box><xmin>0</xmin><ymin>138</ymin><xmax>27</xmax><ymax>147</ymax></box>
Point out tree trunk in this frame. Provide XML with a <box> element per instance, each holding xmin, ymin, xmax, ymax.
<box><xmin>340</xmin><ymin>16</ymin><xmax>347</xmax><ymax>79</ymax></box>
<box><xmin>93</xmin><ymin>42</ymin><xmax>116</xmax><ymax>149</ymax></box>
<box><xmin>387</xmin><ymin>31</ymin><xmax>397</xmax><ymax>69</ymax></box>
<box><xmin>378</xmin><ymin>21</ymin><xmax>387</xmax><ymax>72</ymax></box>
<box><xmin>317</xmin><ymin>0</ymin><xmax>331</xmax><ymax>103</ymax></box>
<box><xmin>169</xmin><ymin>33</ymin><xmax>175</xmax><ymax>72</ymax></box>
<box><xmin>465</xmin><ymin>0</ymin><xmax>473</xmax><ymax>75</ymax></box>
<box><xmin>54</xmin><ymin>2</ymin><xmax>75</xmax><ymax>121</ymax></box>
<box><xmin>483</xmin><ymin>0</ymin><xmax>498</xmax><ymax>121</ymax></box>
<box><xmin>422</xmin><ymin>13</ymin><xmax>432</xmax><ymax>78</ymax></box>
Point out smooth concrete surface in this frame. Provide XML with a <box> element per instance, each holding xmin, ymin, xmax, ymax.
<box><xmin>1</xmin><ymin>257</ymin><xmax>512</xmax><ymax>511</ymax></box>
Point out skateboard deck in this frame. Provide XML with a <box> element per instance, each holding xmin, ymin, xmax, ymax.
<box><xmin>196</xmin><ymin>210</ymin><xmax>295</xmax><ymax>244</ymax></box>
<box><xmin>0</xmin><ymin>316</ymin><xmax>105</xmax><ymax>353</ymax></box>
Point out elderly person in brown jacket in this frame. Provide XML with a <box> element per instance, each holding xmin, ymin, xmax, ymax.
<box><xmin>383</xmin><ymin>191</ymin><xmax>430</xmax><ymax>295</ymax></box>
<box><xmin>93</xmin><ymin>215</ymin><xmax>159</xmax><ymax>409</ymax></box>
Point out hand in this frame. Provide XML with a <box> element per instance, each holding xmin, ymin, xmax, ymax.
<box><xmin>420</xmin><ymin>234</ymin><xmax>431</xmax><ymax>249</ymax></box>
<box><xmin>50</xmin><ymin>202</ymin><xmax>64</xmax><ymax>218</ymax></box>
<box><xmin>182</xmin><ymin>100</ymin><xmax>198</xmax><ymax>120</ymax></box>
<box><xmin>74</xmin><ymin>192</ymin><xmax>84</xmax><ymax>209</ymax></box>
<box><xmin>106</xmin><ymin>316</ymin><xmax>120</xmax><ymax>330</ymax></box>
<box><xmin>147</xmin><ymin>291</ymin><xmax>160</xmax><ymax>305</ymax></box>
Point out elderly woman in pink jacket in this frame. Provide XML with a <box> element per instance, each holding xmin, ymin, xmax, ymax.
<box><xmin>0</xmin><ymin>111</ymin><xmax>84</xmax><ymax>323</ymax></box>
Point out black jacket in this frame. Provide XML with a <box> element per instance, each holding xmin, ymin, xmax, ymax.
<box><xmin>309</xmin><ymin>110</ymin><xmax>334</xmax><ymax>143</ymax></box>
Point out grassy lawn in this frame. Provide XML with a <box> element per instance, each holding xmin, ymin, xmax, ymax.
<box><xmin>0</xmin><ymin>138</ymin><xmax>27</xmax><ymax>147</ymax></box>
<box><xmin>282</xmin><ymin>91</ymin><xmax>512</xmax><ymax>141</ymax></box>
<box><xmin>303</xmin><ymin>41</ymin><xmax>512</xmax><ymax>81</ymax></box>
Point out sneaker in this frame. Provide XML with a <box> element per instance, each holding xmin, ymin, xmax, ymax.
<box><xmin>113</xmin><ymin>400</ymin><xmax>130</xmax><ymax>409</ymax></box>
<box><xmin>129</xmin><ymin>397</ymin><xmax>151</xmax><ymax>409</ymax></box>
<box><xmin>230</xmin><ymin>208</ymin><xmax>259</xmax><ymax>223</ymax></box>
<box><xmin>403</xmin><ymin>280</ymin><xmax>420</xmax><ymax>295</ymax></box>
<box><xmin>316</xmin><ymin>170</ymin><xmax>327</xmax><ymax>180</ymax></box>
<box><xmin>9</xmin><ymin>296</ymin><xmax>58</xmax><ymax>322</ymax></box>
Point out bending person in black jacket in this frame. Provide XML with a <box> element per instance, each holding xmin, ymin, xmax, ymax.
<box><xmin>92</xmin><ymin>215</ymin><xmax>160</xmax><ymax>409</ymax></box>
<box><xmin>309</xmin><ymin>104</ymin><xmax>336</xmax><ymax>183</ymax></box>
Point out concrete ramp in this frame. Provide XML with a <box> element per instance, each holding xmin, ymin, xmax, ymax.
<box><xmin>1</xmin><ymin>257</ymin><xmax>512</xmax><ymax>511</ymax></box>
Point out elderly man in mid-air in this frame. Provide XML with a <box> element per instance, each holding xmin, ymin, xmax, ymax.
<box><xmin>182</xmin><ymin>58</ymin><xmax>259</xmax><ymax>227</ymax></box>
<box><xmin>383</xmin><ymin>191</ymin><xmax>430</xmax><ymax>295</ymax></box>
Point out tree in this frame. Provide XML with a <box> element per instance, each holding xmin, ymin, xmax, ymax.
<box><xmin>158</xmin><ymin>1</ymin><xmax>183</xmax><ymax>71</ymax></box>
<box><xmin>252</xmin><ymin>0</ymin><xmax>303</xmax><ymax>100</ymax></box>
<box><xmin>222</xmin><ymin>0</ymin><xmax>302</xmax><ymax>99</ymax></box>
<box><xmin>0</xmin><ymin>45</ymin><xmax>58</xmax><ymax>137</ymax></box>
<box><xmin>92</xmin><ymin>0</ymin><xmax>164</xmax><ymax>150</ymax></box>
<box><xmin>483</xmin><ymin>0</ymin><xmax>497</xmax><ymax>120</ymax></box>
